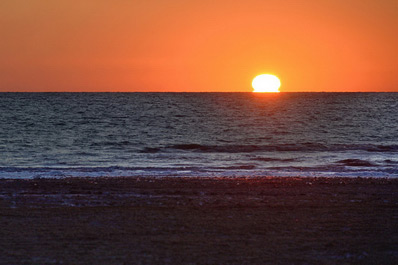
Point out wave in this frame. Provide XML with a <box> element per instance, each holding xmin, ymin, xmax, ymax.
<box><xmin>385</xmin><ymin>159</ymin><xmax>398</xmax><ymax>165</ymax></box>
<box><xmin>252</xmin><ymin>157</ymin><xmax>297</xmax><ymax>162</ymax></box>
<box><xmin>336</xmin><ymin>159</ymin><xmax>375</xmax><ymax>167</ymax></box>
<box><xmin>1</xmin><ymin>162</ymin><xmax>398</xmax><ymax>179</ymax></box>
<box><xmin>141</xmin><ymin>143</ymin><xmax>398</xmax><ymax>153</ymax></box>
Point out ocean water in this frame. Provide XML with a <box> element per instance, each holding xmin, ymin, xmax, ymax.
<box><xmin>0</xmin><ymin>92</ymin><xmax>397</xmax><ymax>179</ymax></box>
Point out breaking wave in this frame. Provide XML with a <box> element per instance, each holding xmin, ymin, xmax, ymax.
<box><xmin>141</xmin><ymin>143</ymin><xmax>398</xmax><ymax>153</ymax></box>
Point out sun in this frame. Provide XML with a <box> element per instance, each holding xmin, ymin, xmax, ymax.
<box><xmin>252</xmin><ymin>74</ymin><xmax>281</xmax><ymax>93</ymax></box>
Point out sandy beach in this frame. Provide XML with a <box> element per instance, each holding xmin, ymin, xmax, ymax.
<box><xmin>0</xmin><ymin>176</ymin><xmax>397</xmax><ymax>264</ymax></box>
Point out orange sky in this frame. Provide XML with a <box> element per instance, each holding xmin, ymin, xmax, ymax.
<box><xmin>0</xmin><ymin>0</ymin><xmax>397</xmax><ymax>92</ymax></box>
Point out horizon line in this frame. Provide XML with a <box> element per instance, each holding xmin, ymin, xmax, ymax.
<box><xmin>0</xmin><ymin>91</ymin><xmax>397</xmax><ymax>93</ymax></box>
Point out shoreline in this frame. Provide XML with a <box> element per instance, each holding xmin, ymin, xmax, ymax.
<box><xmin>2</xmin><ymin>174</ymin><xmax>398</xmax><ymax>180</ymax></box>
<box><xmin>1</xmin><ymin>176</ymin><xmax>397</xmax><ymax>264</ymax></box>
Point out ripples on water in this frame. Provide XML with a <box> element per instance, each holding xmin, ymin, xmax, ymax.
<box><xmin>0</xmin><ymin>92</ymin><xmax>397</xmax><ymax>178</ymax></box>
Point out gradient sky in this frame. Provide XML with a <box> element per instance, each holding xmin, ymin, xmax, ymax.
<box><xmin>1</xmin><ymin>0</ymin><xmax>397</xmax><ymax>92</ymax></box>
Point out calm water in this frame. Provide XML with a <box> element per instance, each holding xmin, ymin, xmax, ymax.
<box><xmin>0</xmin><ymin>92</ymin><xmax>397</xmax><ymax>178</ymax></box>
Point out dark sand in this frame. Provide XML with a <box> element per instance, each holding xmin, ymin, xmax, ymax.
<box><xmin>0</xmin><ymin>177</ymin><xmax>397</xmax><ymax>264</ymax></box>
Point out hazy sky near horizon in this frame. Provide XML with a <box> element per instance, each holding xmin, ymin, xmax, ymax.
<box><xmin>1</xmin><ymin>0</ymin><xmax>397</xmax><ymax>92</ymax></box>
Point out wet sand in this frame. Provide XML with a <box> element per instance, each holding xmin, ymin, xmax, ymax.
<box><xmin>0</xmin><ymin>176</ymin><xmax>397</xmax><ymax>264</ymax></box>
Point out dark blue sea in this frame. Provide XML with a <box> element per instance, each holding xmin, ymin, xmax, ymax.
<box><xmin>0</xmin><ymin>92</ymin><xmax>397</xmax><ymax>179</ymax></box>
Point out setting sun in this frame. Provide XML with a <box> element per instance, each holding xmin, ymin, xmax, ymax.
<box><xmin>252</xmin><ymin>74</ymin><xmax>281</xmax><ymax>93</ymax></box>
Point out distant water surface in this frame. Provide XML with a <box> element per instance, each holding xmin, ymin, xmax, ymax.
<box><xmin>0</xmin><ymin>92</ymin><xmax>397</xmax><ymax>178</ymax></box>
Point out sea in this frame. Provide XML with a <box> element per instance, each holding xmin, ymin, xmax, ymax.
<box><xmin>0</xmin><ymin>92</ymin><xmax>397</xmax><ymax>179</ymax></box>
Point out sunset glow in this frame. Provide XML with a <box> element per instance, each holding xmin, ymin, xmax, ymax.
<box><xmin>252</xmin><ymin>74</ymin><xmax>281</xmax><ymax>93</ymax></box>
<box><xmin>0</xmin><ymin>1</ymin><xmax>396</xmax><ymax>92</ymax></box>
